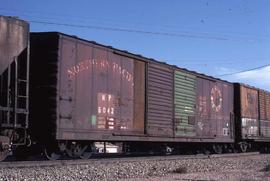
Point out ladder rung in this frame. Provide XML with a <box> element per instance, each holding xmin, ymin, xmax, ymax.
<box><xmin>18</xmin><ymin>79</ymin><xmax>28</xmax><ymax>83</ymax></box>
<box><xmin>1</xmin><ymin>123</ymin><xmax>23</xmax><ymax>128</ymax></box>
<box><xmin>18</xmin><ymin>95</ymin><xmax>28</xmax><ymax>98</ymax></box>
<box><xmin>16</xmin><ymin>108</ymin><xmax>28</xmax><ymax>114</ymax></box>
<box><xmin>0</xmin><ymin>107</ymin><xmax>12</xmax><ymax>111</ymax></box>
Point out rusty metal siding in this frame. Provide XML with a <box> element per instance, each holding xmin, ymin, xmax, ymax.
<box><xmin>0</xmin><ymin>16</ymin><xmax>29</xmax><ymax>74</ymax></box>
<box><xmin>239</xmin><ymin>85</ymin><xmax>259</xmax><ymax>137</ymax></box>
<box><xmin>215</xmin><ymin>82</ymin><xmax>234</xmax><ymax>138</ymax></box>
<box><xmin>259</xmin><ymin>90</ymin><xmax>270</xmax><ymax>137</ymax></box>
<box><xmin>259</xmin><ymin>91</ymin><xmax>266</xmax><ymax>121</ymax></box>
<box><xmin>0</xmin><ymin>16</ymin><xmax>30</xmax><ymax>139</ymax></box>
<box><xmin>267</xmin><ymin>93</ymin><xmax>270</xmax><ymax>120</ymax></box>
<box><xmin>196</xmin><ymin>78</ymin><xmax>234</xmax><ymax>139</ymax></box>
<box><xmin>91</xmin><ymin>50</ymin><xmax>135</xmax><ymax>131</ymax></box>
<box><xmin>259</xmin><ymin>90</ymin><xmax>270</xmax><ymax>121</ymax></box>
<box><xmin>147</xmin><ymin>63</ymin><xmax>173</xmax><ymax>136</ymax></box>
<box><xmin>57</xmin><ymin>34</ymin><xmax>145</xmax><ymax>140</ymax></box>
<box><xmin>58</xmin><ymin>37</ymin><xmax>76</xmax><ymax>130</ymax></box>
<box><xmin>133</xmin><ymin>60</ymin><xmax>145</xmax><ymax>132</ymax></box>
<box><xmin>260</xmin><ymin>121</ymin><xmax>270</xmax><ymax>137</ymax></box>
<box><xmin>30</xmin><ymin>33</ymin><xmax>145</xmax><ymax>141</ymax></box>
<box><xmin>240</xmin><ymin>86</ymin><xmax>258</xmax><ymax>119</ymax></box>
<box><xmin>196</xmin><ymin>78</ymin><xmax>214</xmax><ymax>137</ymax></box>
<box><xmin>174</xmin><ymin>70</ymin><xmax>196</xmax><ymax>137</ymax></box>
<box><xmin>119</xmin><ymin>56</ymin><xmax>134</xmax><ymax>130</ymax></box>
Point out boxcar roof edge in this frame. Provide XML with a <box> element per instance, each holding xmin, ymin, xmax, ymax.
<box><xmin>234</xmin><ymin>83</ymin><xmax>270</xmax><ymax>93</ymax></box>
<box><xmin>31</xmin><ymin>31</ymin><xmax>234</xmax><ymax>85</ymax></box>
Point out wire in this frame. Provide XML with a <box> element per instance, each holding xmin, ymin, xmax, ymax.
<box><xmin>217</xmin><ymin>64</ymin><xmax>270</xmax><ymax>77</ymax></box>
<box><xmin>29</xmin><ymin>20</ymin><xmax>241</xmax><ymax>41</ymax></box>
<box><xmin>0</xmin><ymin>8</ymin><xmax>268</xmax><ymax>44</ymax></box>
<box><xmin>2</xmin><ymin>8</ymin><xmax>268</xmax><ymax>42</ymax></box>
<box><xmin>28</xmin><ymin>20</ymin><xmax>270</xmax><ymax>73</ymax></box>
<box><xmin>165</xmin><ymin>58</ymin><xmax>269</xmax><ymax>63</ymax></box>
<box><xmin>0</xmin><ymin>9</ymin><xmax>266</xmax><ymax>42</ymax></box>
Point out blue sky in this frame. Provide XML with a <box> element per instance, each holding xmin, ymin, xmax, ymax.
<box><xmin>1</xmin><ymin>0</ymin><xmax>270</xmax><ymax>90</ymax></box>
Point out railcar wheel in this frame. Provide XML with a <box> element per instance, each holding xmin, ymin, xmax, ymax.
<box><xmin>212</xmin><ymin>144</ymin><xmax>223</xmax><ymax>154</ymax></box>
<box><xmin>239</xmin><ymin>142</ymin><xmax>248</xmax><ymax>153</ymax></box>
<box><xmin>161</xmin><ymin>146</ymin><xmax>173</xmax><ymax>155</ymax></box>
<box><xmin>0</xmin><ymin>150</ymin><xmax>9</xmax><ymax>161</ymax></box>
<box><xmin>66</xmin><ymin>142</ymin><xmax>91</xmax><ymax>159</ymax></box>
<box><xmin>66</xmin><ymin>143</ymin><xmax>80</xmax><ymax>158</ymax></box>
<box><xmin>203</xmin><ymin>148</ymin><xmax>211</xmax><ymax>155</ymax></box>
<box><xmin>262</xmin><ymin>146</ymin><xmax>270</xmax><ymax>153</ymax></box>
<box><xmin>79</xmin><ymin>145</ymin><xmax>92</xmax><ymax>159</ymax></box>
<box><xmin>230</xmin><ymin>144</ymin><xmax>238</xmax><ymax>153</ymax></box>
<box><xmin>0</xmin><ymin>137</ymin><xmax>10</xmax><ymax>161</ymax></box>
<box><xmin>44</xmin><ymin>148</ymin><xmax>61</xmax><ymax>160</ymax></box>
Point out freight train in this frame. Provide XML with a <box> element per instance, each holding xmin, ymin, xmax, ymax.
<box><xmin>0</xmin><ymin>16</ymin><xmax>269</xmax><ymax>161</ymax></box>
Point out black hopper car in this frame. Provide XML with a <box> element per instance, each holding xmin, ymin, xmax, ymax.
<box><xmin>0</xmin><ymin>16</ymin><xmax>270</xmax><ymax>161</ymax></box>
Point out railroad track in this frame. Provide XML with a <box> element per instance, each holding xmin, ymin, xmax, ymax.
<box><xmin>0</xmin><ymin>152</ymin><xmax>260</xmax><ymax>169</ymax></box>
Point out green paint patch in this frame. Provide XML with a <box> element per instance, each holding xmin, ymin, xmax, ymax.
<box><xmin>174</xmin><ymin>70</ymin><xmax>197</xmax><ymax>137</ymax></box>
<box><xmin>91</xmin><ymin>115</ymin><xmax>96</xmax><ymax>125</ymax></box>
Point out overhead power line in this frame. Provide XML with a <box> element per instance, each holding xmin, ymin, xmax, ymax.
<box><xmin>0</xmin><ymin>9</ymin><xmax>267</xmax><ymax>43</ymax></box>
<box><xmin>217</xmin><ymin>64</ymin><xmax>270</xmax><ymax>77</ymax></box>
<box><xmin>29</xmin><ymin>20</ymin><xmax>237</xmax><ymax>41</ymax></box>
<box><xmin>28</xmin><ymin>20</ymin><xmax>270</xmax><ymax>77</ymax></box>
<box><xmin>1</xmin><ymin>8</ymin><xmax>268</xmax><ymax>42</ymax></box>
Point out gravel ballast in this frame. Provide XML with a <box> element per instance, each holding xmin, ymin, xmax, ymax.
<box><xmin>0</xmin><ymin>154</ymin><xmax>270</xmax><ymax>181</ymax></box>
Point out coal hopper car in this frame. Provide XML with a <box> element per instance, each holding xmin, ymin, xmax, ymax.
<box><xmin>0</xmin><ymin>16</ymin><xmax>30</xmax><ymax>161</ymax></box>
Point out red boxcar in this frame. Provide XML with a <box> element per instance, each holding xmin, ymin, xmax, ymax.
<box><xmin>30</xmin><ymin>32</ymin><xmax>235</xmax><ymax>158</ymax></box>
<box><xmin>234</xmin><ymin>83</ymin><xmax>270</xmax><ymax>152</ymax></box>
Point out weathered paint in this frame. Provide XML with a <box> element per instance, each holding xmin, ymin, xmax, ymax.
<box><xmin>0</xmin><ymin>16</ymin><xmax>29</xmax><ymax>135</ymax></box>
<box><xmin>30</xmin><ymin>32</ymin><xmax>235</xmax><ymax>143</ymax></box>
<box><xmin>147</xmin><ymin>63</ymin><xmax>173</xmax><ymax>136</ymax></box>
<box><xmin>196</xmin><ymin>78</ymin><xmax>234</xmax><ymax>139</ymax></box>
<box><xmin>259</xmin><ymin>90</ymin><xmax>270</xmax><ymax>121</ymax></box>
<box><xmin>260</xmin><ymin>120</ymin><xmax>270</xmax><ymax>137</ymax></box>
<box><xmin>240</xmin><ymin>86</ymin><xmax>258</xmax><ymax>119</ymax></box>
<box><xmin>258</xmin><ymin>90</ymin><xmax>270</xmax><ymax>137</ymax></box>
<box><xmin>239</xmin><ymin>85</ymin><xmax>259</xmax><ymax>137</ymax></box>
<box><xmin>235</xmin><ymin>84</ymin><xmax>270</xmax><ymax>140</ymax></box>
<box><xmin>59</xmin><ymin>35</ymin><xmax>145</xmax><ymax>135</ymax></box>
<box><xmin>133</xmin><ymin>60</ymin><xmax>145</xmax><ymax>131</ymax></box>
<box><xmin>0</xmin><ymin>16</ymin><xmax>29</xmax><ymax>74</ymax></box>
<box><xmin>174</xmin><ymin>70</ymin><xmax>196</xmax><ymax>137</ymax></box>
<box><xmin>30</xmin><ymin>33</ymin><xmax>145</xmax><ymax>142</ymax></box>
